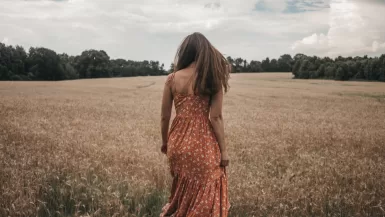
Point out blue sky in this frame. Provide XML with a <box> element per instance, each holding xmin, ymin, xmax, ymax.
<box><xmin>1</xmin><ymin>0</ymin><xmax>385</xmax><ymax>65</ymax></box>
<box><xmin>254</xmin><ymin>0</ymin><xmax>329</xmax><ymax>13</ymax></box>
<box><xmin>282</xmin><ymin>0</ymin><xmax>330</xmax><ymax>13</ymax></box>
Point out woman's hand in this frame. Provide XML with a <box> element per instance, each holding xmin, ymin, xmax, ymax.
<box><xmin>220</xmin><ymin>151</ymin><xmax>229</xmax><ymax>167</ymax></box>
<box><xmin>161</xmin><ymin>144</ymin><xmax>167</xmax><ymax>154</ymax></box>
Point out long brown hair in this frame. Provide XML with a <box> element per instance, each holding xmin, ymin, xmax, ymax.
<box><xmin>173</xmin><ymin>32</ymin><xmax>230</xmax><ymax>96</ymax></box>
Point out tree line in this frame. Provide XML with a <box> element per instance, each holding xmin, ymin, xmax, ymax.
<box><xmin>0</xmin><ymin>43</ymin><xmax>166</xmax><ymax>81</ymax></box>
<box><xmin>223</xmin><ymin>54</ymin><xmax>385</xmax><ymax>82</ymax></box>
<box><xmin>292</xmin><ymin>54</ymin><xmax>385</xmax><ymax>81</ymax></box>
<box><xmin>225</xmin><ymin>54</ymin><xmax>294</xmax><ymax>73</ymax></box>
<box><xmin>1</xmin><ymin>42</ymin><xmax>384</xmax><ymax>82</ymax></box>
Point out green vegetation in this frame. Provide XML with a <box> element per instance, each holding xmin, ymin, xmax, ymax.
<box><xmin>1</xmin><ymin>42</ymin><xmax>384</xmax><ymax>82</ymax></box>
<box><xmin>292</xmin><ymin>54</ymin><xmax>385</xmax><ymax>82</ymax></box>
<box><xmin>226</xmin><ymin>54</ymin><xmax>293</xmax><ymax>73</ymax></box>
<box><xmin>0</xmin><ymin>43</ymin><xmax>167</xmax><ymax>81</ymax></box>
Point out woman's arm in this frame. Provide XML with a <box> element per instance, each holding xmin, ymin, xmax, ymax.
<box><xmin>160</xmin><ymin>74</ymin><xmax>174</xmax><ymax>154</ymax></box>
<box><xmin>209</xmin><ymin>88</ymin><xmax>229</xmax><ymax>166</ymax></box>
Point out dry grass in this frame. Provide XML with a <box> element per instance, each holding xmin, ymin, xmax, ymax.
<box><xmin>1</xmin><ymin>73</ymin><xmax>384</xmax><ymax>217</ymax></box>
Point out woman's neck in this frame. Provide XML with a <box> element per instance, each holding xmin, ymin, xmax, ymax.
<box><xmin>188</xmin><ymin>62</ymin><xmax>196</xmax><ymax>68</ymax></box>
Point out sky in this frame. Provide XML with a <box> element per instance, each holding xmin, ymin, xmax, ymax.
<box><xmin>1</xmin><ymin>0</ymin><xmax>385</xmax><ymax>66</ymax></box>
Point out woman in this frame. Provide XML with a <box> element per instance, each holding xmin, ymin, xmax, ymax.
<box><xmin>160</xmin><ymin>32</ymin><xmax>230</xmax><ymax>217</ymax></box>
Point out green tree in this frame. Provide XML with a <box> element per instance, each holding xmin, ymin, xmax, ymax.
<box><xmin>75</xmin><ymin>50</ymin><xmax>111</xmax><ymax>78</ymax></box>
<box><xmin>261</xmin><ymin>57</ymin><xmax>270</xmax><ymax>72</ymax></box>
<box><xmin>0</xmin><ymin>42</ymin><xmax>383</xmax><ymax>81</ymax></box>
<box><xmin>249</xmin><ymin>60</ymin><xmax>262</xmax><ymax>72</ymax></box>
<box><xmin>292</xmin><ymin>59</ymin><xmax>302</xmax><ymax>78</ymax></box>
<box><xmin>278</xmin><ymin>54</ymin><xmax>292</xmax><ymax>72</ymax></box>
<box><xmin>325</xmin><ymin>65</ymin><xmax>336</xmax><ymax>78</ymax></box>
<box><xmin>226</xmin><ymin>56</ymin><xmax>235</xmax><ymax>73</ymax></box>
<box><xmin>168</xmin><ymin>63</ymin><xmax>175</xmax><ymax>73</ymax></box>
<box><xmin>294</xmin><ymin>53</ymin><xmax>306</xmax><ymax>61</ymax></box>
<box><xmin>270</xmin><ymin>59</ymin><xmax>278</xmax><ymax>72</ymax></box>
<box><xmin>234</xmin><ymin>57</ymin><xmax>243</xmax><ymax>72</ymax></box>
<box><xmin>26</xmin><ymin>47</ymin><xmax>63</xmax><ymax>80</ymax></box>
<box><xmin>0</xmin><ymin>65</ymin><xmax>9</xmax><ymax>80</ymax></box>
<box><xmin>317</xmin><ymin>64</ymin><xmax>325</xmax><ymax>78</ymax></box>
<box><xmin>298</xmin><ymin>60</ymin><xmax>310</xmax><ymax>79</ymax></box>
<box><xmin>335</xmin><ymin>66</ymin><xmax>345</xmax><ymax>80</ymax></box>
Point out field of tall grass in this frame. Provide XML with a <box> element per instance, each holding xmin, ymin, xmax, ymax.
<box><xmin>1</xmin><ymin>73</ymin><xmax>384</xmax><ymax>216</ymax></box>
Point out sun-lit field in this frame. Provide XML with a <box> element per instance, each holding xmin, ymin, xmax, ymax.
<box><xmin>1</xmin><ymin>73</ymin><xmax>385</xmax><ymax>216</ymax></box>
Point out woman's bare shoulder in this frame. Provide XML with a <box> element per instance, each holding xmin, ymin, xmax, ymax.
<box><xmin>165</xmin><ymin>73</ymin><xmax>175</xmax><ymax>85</ymax></box>
<box><xmin>174</xmin><ymin>68</ymin><xmax>195</xmax><ymax>78</ymax></box>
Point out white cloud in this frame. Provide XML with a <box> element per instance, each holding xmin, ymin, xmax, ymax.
<box><xmin>2</xmin><ymin>37</ymin><xmax>10</xmax><ymax>44</ymax></box>
<box><xmin>292</xmin><ymin>0</ymin><xmax>385</xmax><ymax>57</ymax></box>
<box><xmin>372</xmin><ymin>41</ymin><xmax>385</xmax><ymax>52</ymax></box>
<box><xmin>0</xmin><ymin>0</ymin><xmax>383</xmax><ymax>66</ymax></box>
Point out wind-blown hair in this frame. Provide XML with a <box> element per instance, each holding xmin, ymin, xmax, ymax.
<box><xmin>173</xmin><ymin>32</ymin><xmax>230</xmax><ymax>96</ymax></box>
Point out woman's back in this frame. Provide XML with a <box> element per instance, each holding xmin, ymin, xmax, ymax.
<box><xmin>170</xmin><ymin>68</ymin><xmax>211</xmax><ymax>118</ymax></box>
<box><xmin>172</xmin><ymin>67</ymin><xmax>196</xmax><ymax>95</ymax></box>
<box><xmin>160</xmin><ymin>32</ymin><xmax>230</xmax><ymax>217</ymax></box>
<box><xmin>161</xmin><ymin>69</ymin><xmax>229</xmax><ymax>216</ymax></box>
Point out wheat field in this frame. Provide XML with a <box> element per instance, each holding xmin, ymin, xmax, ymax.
<box><xmin>1</xmin><ymin>73</ymin><xmax>385</xmax><ymax>217</ymax></box>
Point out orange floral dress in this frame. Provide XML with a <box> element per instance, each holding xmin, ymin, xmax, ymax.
<box><xmin>161</xmin><ymin>74</ymin><xmax>230</xmax><ymax>217</ymax></box>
